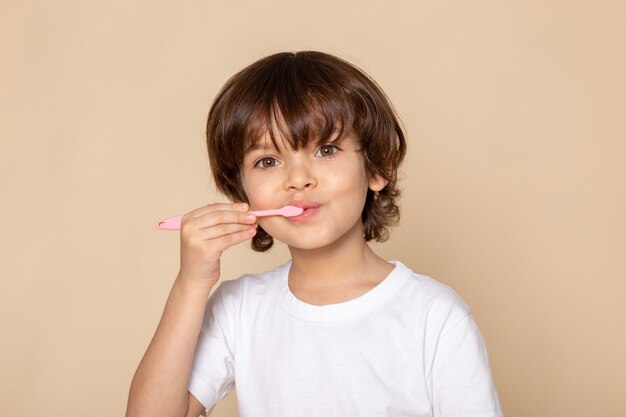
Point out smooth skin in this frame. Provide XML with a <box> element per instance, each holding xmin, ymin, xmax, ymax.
<box><xmin>125</xmin><ymin>203</ymin><xmax>258</xmax><ymax>417</ymax></box>
<box><xmin>241</xmin><ymin>132</ymin><xmax>393</xmax><ymax>305</ymax></box>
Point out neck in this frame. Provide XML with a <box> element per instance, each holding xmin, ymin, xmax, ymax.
<box><xmin>287</xmin><ymin>221</ymin><xmax>389</xmax><ymax>291</ymax></box>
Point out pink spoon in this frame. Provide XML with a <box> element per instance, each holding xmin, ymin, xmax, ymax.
<box><xmin>154</xmin><ymin>205</ymin><xmax>304</xmax><ymax>230</ymax></box>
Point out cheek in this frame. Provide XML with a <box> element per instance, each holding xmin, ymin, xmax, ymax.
<box><xmin>324</xmin><ymin>167</ymin><xmax>369</xmax><ymax>222</ymax></box>
<box><xmin>242</xmin><ymin>177</ymin><xmax>277</xmax><ymax>210</ymax></box>
<box><xmin>330</xmin><ymin>162</ymin><xmax>369</xmax><ymax>197</ymax></box>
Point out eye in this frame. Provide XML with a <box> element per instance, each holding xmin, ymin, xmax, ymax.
<box><xmin>254</xmin><ymin>157</ymin><xmax>280</xmax><ymax>169</ymax></box>
<box><xmin>315</xmin><ymin>144</ymin><xmax>339</xmax><ymax>158</ymax></box>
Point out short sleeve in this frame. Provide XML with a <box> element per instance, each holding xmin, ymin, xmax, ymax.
<box><xmin>429</xmin><ymin>313</ymin><xmax>503</xmax><ymax>417</ymax></box>
<box><xmin>188</xmin><ymin>284</ymin><xmax>236</xmax><ymax>411</ymax></box>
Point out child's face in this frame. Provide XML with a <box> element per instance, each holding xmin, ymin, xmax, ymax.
<box><xmin>240</xmin><ymin>131</ymin><xmax>388</xmax><ymax>250</ymax></box>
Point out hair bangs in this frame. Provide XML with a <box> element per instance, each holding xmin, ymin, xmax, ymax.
<box><xmin>243</xmin><ymin>61</ymin><xmax>355</xmax><ymax>155</ymax></box>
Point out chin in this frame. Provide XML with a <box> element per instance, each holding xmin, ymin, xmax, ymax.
<box><xmin>276</xmin><ymin>231</ymin><xmax>341</xmax><ymax>251</ymax></box>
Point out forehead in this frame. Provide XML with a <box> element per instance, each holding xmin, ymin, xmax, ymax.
<box><xmin>239</xmin><ymin>88</ymin><xmax>355</xmax><ymax>152</ymax></box>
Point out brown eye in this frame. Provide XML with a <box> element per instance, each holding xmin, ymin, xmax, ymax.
<box><xmin>316</xmin><ymin>145</ymin><xmax>338</xmax><ymax>158</ymax></box>
<box><xmin>255</xmin><ymin>157</ymin><xmax>278</xmax><ymax>168</ymax></box>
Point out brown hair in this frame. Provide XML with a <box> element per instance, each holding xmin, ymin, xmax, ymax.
<box><xmin>205</xmin><ymin>51</ymin><xmax>406</xmax><ymax>251</ymax></box>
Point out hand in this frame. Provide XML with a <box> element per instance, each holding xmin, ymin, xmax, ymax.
<box><xmin>176</xmin><ymin>202</ymin><xmax>257</xmax><ymax>290</ymax></box>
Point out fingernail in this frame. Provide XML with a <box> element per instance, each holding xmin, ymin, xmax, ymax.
<box><xmin>246</xmin><ymin>213</ymin><xmax>256</xmax><ymax>221</ymax></box>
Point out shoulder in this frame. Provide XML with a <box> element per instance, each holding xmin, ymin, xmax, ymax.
<box><xmin>393</xmin><ymin>261</ymin><xmax>472</xmax><ymax>331</ymax></box>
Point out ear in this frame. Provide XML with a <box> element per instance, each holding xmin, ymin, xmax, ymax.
<box><xmin>368</xmin><ymin>172</ymin><xmax>389</xmax><ymax>192</ymax></box>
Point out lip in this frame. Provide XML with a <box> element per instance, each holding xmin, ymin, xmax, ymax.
<box><xmin>287</xmin><ymin>200</ymin><xmax>322</xmax><ymax>210</ymax></box>
<box><xmin>286</xmin><ymin>200</ymin><xmax>322</xmax><ymax>223</ymax></box>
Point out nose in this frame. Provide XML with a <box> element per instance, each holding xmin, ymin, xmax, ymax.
<box><xmin>284</xmin><ymin>160</ymin><xmax>317</xmax><ymax>191</ymax></box>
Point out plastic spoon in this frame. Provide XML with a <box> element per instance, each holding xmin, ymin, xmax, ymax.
<box><xmin>154</xmin><ymin>205</ymin><xmax>304</xmax><ymax>230</ymax></box>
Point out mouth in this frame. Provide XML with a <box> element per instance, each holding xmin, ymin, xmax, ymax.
<box><xmin>286</xmin><ymin>201</ymin><xmax>322</xmax><ymax>223</ymax></box>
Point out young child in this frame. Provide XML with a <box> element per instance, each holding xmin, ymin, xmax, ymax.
<box><xmin>126</xmin><ymin>51</ymin><xmax>503</xmax><ymax>417</ymax></box>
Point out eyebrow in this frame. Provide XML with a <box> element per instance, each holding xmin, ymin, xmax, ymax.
<box><xmin>245</xmin><ymin>132</ymin><xmax>348</xmax><ymax>156</ymax></box>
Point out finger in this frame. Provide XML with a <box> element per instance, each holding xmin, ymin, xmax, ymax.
<box><xmin>186</xmin><ymin>202</ymin><xmax>249</xmax><ymax>219</ymax></box>
<box><xmin>200</xmin><ymin>222</ymin><xmax>257</xmax><ymax>240</ymax></box>
<box><xmin>212</xmin><ymin>226</ymin><xmax>258</xmax><ymax>252</ymax></box>
<box><xmin>194</xmin><ymin>209</ymin><xmax>257</xmax><ymax>229</ymax></box>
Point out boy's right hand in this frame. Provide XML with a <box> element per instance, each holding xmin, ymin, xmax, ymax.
<box><xmin>176</xmin><ymin>202</ymin><xmax>257</xmax><ymax>290</ymax></box>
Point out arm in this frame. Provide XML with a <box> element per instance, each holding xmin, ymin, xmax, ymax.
<box><xmin>430</xmin><ymin>313</ymin><xmax>503</xmax><ymax>417</ymax></box>
<box><xmin>125</xmin><ymin>276</ymin><xmax>212</xmax><ymax>417</ymax></box>
<box><xmin>187</xmin><ymin>392</ymin><xmax>209</xmax><ymax>417</ymax></box>
<box><xmin>125</xmin><ymin>203</ymin><xmax>257</xmax><ymax>417</ymax></box>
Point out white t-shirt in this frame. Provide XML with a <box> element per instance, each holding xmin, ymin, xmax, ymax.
<box><xmin>189</xmin><ymin>260</ymin><xmax>503</xmax><ymax>417</ymax></box>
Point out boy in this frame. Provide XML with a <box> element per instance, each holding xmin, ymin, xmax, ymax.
<box><xmin>126</xmin><ymin>51</ymin><xmax>503</xmax><ymax>417</ymax></box>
